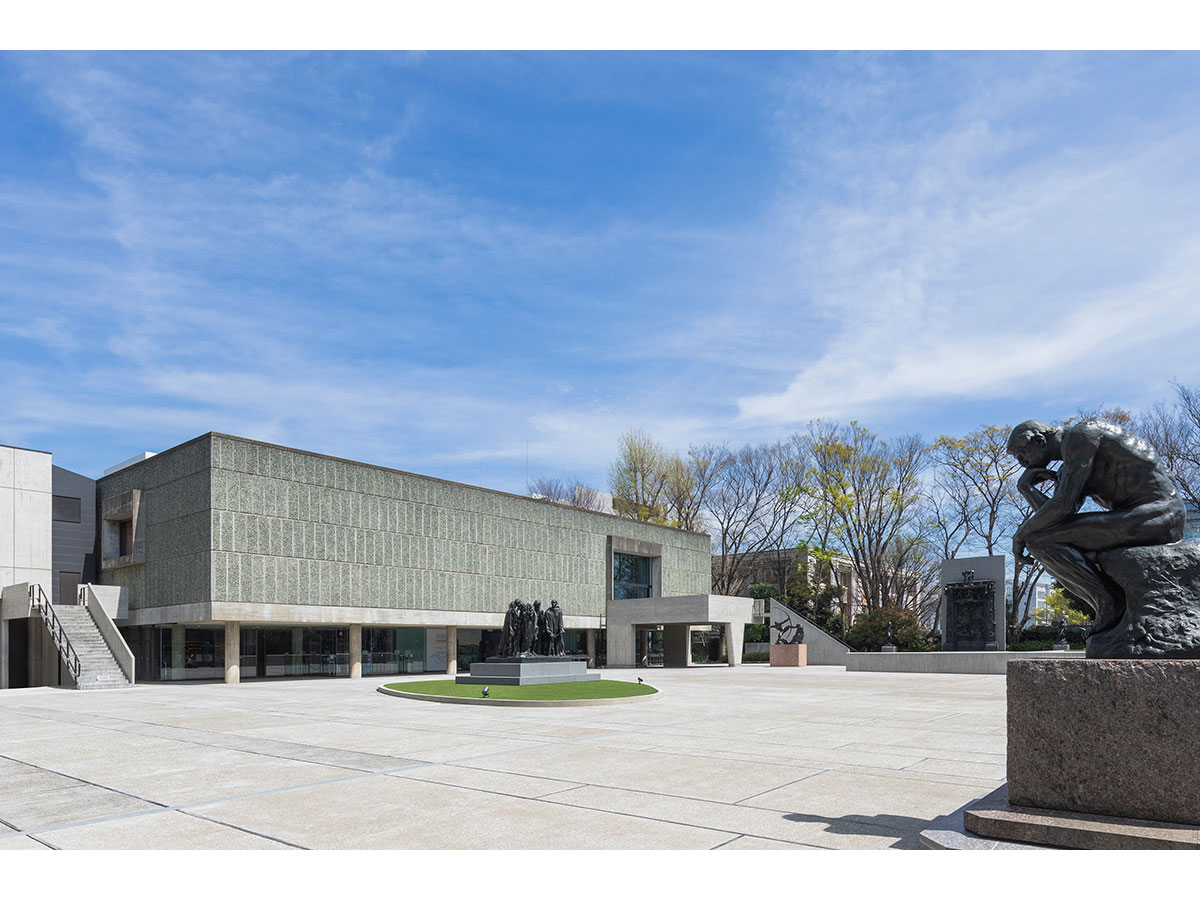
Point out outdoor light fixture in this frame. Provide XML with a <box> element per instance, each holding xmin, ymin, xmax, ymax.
<box><xmin>481</xmin><ymin>686</ymin><xmax>490</xmax><ymax>698</ymax></box>
<box><xmin>637</xmin><ymin>677</ymin><xmax>643</xmax><ymax>684</ymax></box>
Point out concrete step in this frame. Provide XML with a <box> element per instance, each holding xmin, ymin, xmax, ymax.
<box><xmin>42</xmin><ymin>605</ymin><xmax>133</xmax><ymax>690</ymax></box>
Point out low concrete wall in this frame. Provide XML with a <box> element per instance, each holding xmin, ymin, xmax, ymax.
<box><xmin>86</xmin><ymin>584</ymin><xmax>127</xmax><ymax>621</ymax></box>
<box><xmin>847</xmin><ymin>649</ymin><xmax>1085</xmax><ymax>675</ymax></box>
<box><xmin>84</xmin><ymin>585</ymin><xmax>135</xmax><ymax>684</ymax></box>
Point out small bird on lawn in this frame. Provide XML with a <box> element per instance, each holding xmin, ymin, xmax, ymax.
<box><xmin>482</xmin><ymin>686</ymin><xmax>490</xmax><ymax>698</ymax></box>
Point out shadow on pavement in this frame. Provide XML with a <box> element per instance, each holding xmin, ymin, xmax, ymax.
<box><xmin>782</xmin><ymin>810</ymin><xmax>930</xmax><ymax>849</ymax></box>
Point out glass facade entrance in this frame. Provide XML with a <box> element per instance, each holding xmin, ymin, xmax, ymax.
<box><xmin>240</xmin><ymin>626</ymin><xmax>350</xmax><ymax>678</ymax></box>
<box><xmin>363</xmin><ymin>627</ymin><xmax>428</xmax><ymax>675</ymax></box>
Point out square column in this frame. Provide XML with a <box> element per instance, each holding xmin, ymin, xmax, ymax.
<box><xmin>606</xmin><ymin>623</ymin><xmax>635</xmax><ymax>668</ymax></box>
<box><xmin>224</xmin><ymin>622</ymin><xmax>240</xmax><ymax>684</ymax></box>
<box><xmin>170</xmin><ymin>624</ymin><xmax>186</xmax><ymax>680</ymax></box>
<box><xmin>445</xmin><ymin>625</ymin><xmax>457</xmax><ymax>675</ymax></box>
<box><xmin>724</xmin><ymin>622</ymin><xmax>744</xmax><ymax>666</ymax></box>
<box><xmin>349</xmin><ymin>624</ymin><xmax>362</xmax><ymax>678</ymax></box>
<box><xmin>663</xmin><ymin>624</ymin><xmax>690</xmax><ymax>667</ymax></box>
<box><xmin>585</xmin><ymin>628</ymin><xmax>597</xmax><ymax>668</ymax></box>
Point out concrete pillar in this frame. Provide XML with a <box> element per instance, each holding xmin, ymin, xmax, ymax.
<box><xmin>725</xmin><ymin>622</ymin><xmax>744</xmax><ymax>667</ymax></box>
<box><xmin>170</xmin><ymin>624</ymin><xmax>186</xmax><ymax>680</ymax></box>
<box><xmin>718</xmin><ymin>626</ymin><xmax>727</xmax><ymax>662</ymax></box>
<box><xmin>446</xmin><ymin>625</ymin><xmax>457</xmax><ymax>675</ymax></box>
<box><xmin>224</xmin><ymin>622</ymin><xmax>240</xmax><ymax>684</ymax></box>
<box><xmin>663</xmin><ymin>624</ymin><xmax>691</xmax><ymax>667</ymax></box>
<box><xmin>291</xmin><ymin>628</ymin><xmax>303</xmax><ymax>675</ymax></box>
<box><xmin>586</xmin><ymin>628</ymin><xmax>597</xmax><ymax>668</ymax></box>
<box><xmin>0</xmin><ymin>618</ymin><xmax>8</xmax><ymax>690</ymax></box>
<box><xmin>607</xmin><ymin>624</ymin><xmax>635</xmax><ymax>668</ymax></box>
<box><xmin>636</xmin><ymin>628</ymin><xmax>649</xmax><ymax>667</ymax></box>
<box><xmin>349</xmin><ymin>624</ymin><xmax>362</xmax><ymax>678</ymax></box>
<box><xmin>29</xmin><ymin>623</ymin><xmax>42</xmax><ymax>687</ymax></box>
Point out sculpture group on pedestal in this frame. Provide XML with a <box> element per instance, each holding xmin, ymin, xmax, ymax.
<box><xmin>496</xmin><ymin>598</ymin><xmax>567</xmax><ymax>658</ymax></box>
<box><xmin>1007</xmin><ymin>417</ymin><xmax>1200</xmax><ymax>658</ymax></box>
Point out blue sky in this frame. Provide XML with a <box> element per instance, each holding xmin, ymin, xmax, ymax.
<box><xmin>3</xmin><ymin>51</ymin><xmax>1200</xmax><ymax>492</ymax></box>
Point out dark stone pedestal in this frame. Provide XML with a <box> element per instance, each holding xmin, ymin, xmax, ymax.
<box><xmin>455</xmin><ymin>655</ymin><xmax>598</xmax><ymax>686</ymax></box>
<box><xmin>1008</xmin><ymin>659</ymin><xmax>1200</xmax><ymax>827</ymax></box>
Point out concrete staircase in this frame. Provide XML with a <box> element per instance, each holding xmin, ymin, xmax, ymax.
<box><xmin>50</xmin><ymin>606</ymin><xmax>132</xmax><ymax>690</ymax></box>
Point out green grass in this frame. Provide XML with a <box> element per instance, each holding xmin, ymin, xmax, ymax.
<box><xmin>384</xmin><ymin>678</ymin><xmax>657</xmax><ymax>701</ymax></box>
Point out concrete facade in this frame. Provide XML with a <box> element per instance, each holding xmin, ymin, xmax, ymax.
<box><xmin>97</xmin><ymin>434</ymin><xmax>711</xmax><ymax>627</ymax></box>
<box><xmin>0</xmin><ymin>445</ymin><xmax>53</xmax><ymax>596</ymax></box>
<box><xmin>606</xmin><ymin>593</ymin><xmax>755</xmax><ymax>668</ymax></box>
<box><xmin>87</xmin><ymin>433</ymin><xmax>713</xmax><ymax>682</ymax></box>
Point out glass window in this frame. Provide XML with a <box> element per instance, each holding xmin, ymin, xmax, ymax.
<box><xmin>52</xmin><ymin>495</ymin><xmax>82</xmax><ymax>523</ymax></box>
<box><xmin>363</xmin><ymin>627</ymin><xmax>427</xmax><ymax>675</ymax></box>
<box><xmin>614</xmin><ymin>552</ymin><xmax>652</xmax><ymax>599</ymax></box>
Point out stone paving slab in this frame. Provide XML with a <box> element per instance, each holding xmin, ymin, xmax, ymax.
<box><xmin>198</xmin><ymin>774</ymin><xmax>725</xmax><ymax>850</ymax></box>
<box><xmin>45</xmin><ymin>809</ymin><xmax>294</xmax><ymax>850</ymax></box>
<box><xmin>0</xmin><ymin>667</ymin><xmax>1008</xmax><ymax>850</ymax></box>
<box><xmin>394</xmin><ymin>763</ymin><xmax>586</xmax><ymax>799</ymax></box>
<box><xmin>741</xmin><ymin>768</ymin><xmax>992</xmax><ymax>825</ymax></box>
<box><xmin>547</xmin><ymin>783</ymin><xmax>909</xmax><ymax>849</ymax></box>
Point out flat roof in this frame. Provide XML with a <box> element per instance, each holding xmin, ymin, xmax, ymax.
<box><xmin>98</xmin><ymin>431</ymin><xmax>712</xmax><ymax>539</ymax></box>
<box><xmin>0</xmin><ymin>443</ymin><xmax>51</xmax><ymax>455</ymax></box>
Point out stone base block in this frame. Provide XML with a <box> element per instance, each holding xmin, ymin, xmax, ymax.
<box><xmin>769</xmin><ymin>643</ymin><xmax>807</xmax><ymax>667</ymax></box>
<box><xmin>1008</xmin><ymin>659</ymin><xmax>1200</xmax><ymax>826</ymax></box>
<box><xmin>961</xmin><ymin>785</ymin><xmax>1200</xmax><ymax>850</ymax></box>
<box><xmin>456</xmin><ymin>656</ymin><xmax>599</xmax><ymax>686</ymax></box>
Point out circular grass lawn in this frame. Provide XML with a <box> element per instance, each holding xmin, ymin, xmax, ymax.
<box><xmin>382</xmin><ymin>678</ymin><xmax>657</xmax><ymax>702</ymax></box>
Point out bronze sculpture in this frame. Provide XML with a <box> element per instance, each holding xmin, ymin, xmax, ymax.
<box><xmin>1008</xmin><ymin>418</ymin><xmax>1200</xmax><ymax>658</ymax></box>
<box><xmin>494</xmin><ymin>598</ymin><xmax>570</xmax><ymax>658</ymax></box>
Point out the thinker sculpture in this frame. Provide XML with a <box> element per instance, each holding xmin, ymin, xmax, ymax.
<box><xmin>495</xmin><ymin>598</ymin><xmax>568</xmax><ymax>658</ymax></box>
<box><xmin>1007</xmin><ymin>418</ymin><xmax>1200</xmax><ymax>658</ymax></box>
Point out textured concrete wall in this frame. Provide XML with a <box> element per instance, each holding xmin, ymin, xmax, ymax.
<box><xmin>96</xmin><ymin>437</ymin><xmax>212</xmax><ymax>612</ymax></box>
<box><xmin>209</xmin><ymin>434</ymin><xmax>710</xmax><ymax>617</ymax></box>
<box><xmin>0</xmin><ymin>445</ymin><xmax>53</xmax><ymax>594</ymax></box>
<box><xmin>100</xmin><ymin>433</ymin><xmax>711</xmax><ymax>620</ymax></box>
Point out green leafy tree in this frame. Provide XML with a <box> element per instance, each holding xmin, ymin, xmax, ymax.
<box><xmin>845</xmin><ymin>607</ymin><xmax>931</xmax><ymax>652</ymax></box>
<box><xmin>1031</xmin><ymin>586</ymin><xmax>1093</xmax><ymax>627</ymax></box>
<box><xmin>804</xmin><ymin>421</ymin><xmax>934</xmax><ymax>615</ymax></box>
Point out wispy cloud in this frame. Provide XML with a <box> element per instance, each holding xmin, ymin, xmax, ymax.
<box><xmin>3</xmin><ymin>51</ymin><xmax>1199</xmax><ymax>490</ymax></box>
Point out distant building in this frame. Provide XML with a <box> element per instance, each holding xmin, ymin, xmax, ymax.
<box><xmin>1184</xmin><ymin>501</ymin><xmax>1200</xmax><ymax>542</ymax></box>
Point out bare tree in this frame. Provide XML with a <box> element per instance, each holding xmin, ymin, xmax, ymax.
<box><xmin>530</xmin><ymin>476</ymin><xmax>608</xmax><ymax>512</ymax></box>
<box><xmin>1138</xmin><ymin>380</ymin><xmax>1200</xmax><ymax>508</ymax></box>
<box><xmin>708</xmin><ymin>441</ymin><xmax>808</xmax><ymax>595</ymax></box>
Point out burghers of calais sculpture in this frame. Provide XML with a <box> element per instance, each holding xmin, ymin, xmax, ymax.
<box><xmin>495</xmin><ymin>598</ymin><xmax>569</xmax><ymax>658</ymax></box>
<box><xmin>1007</xmin><ymin>418</ymin><xmax>1200</xmax><ymax>658</ymax></box>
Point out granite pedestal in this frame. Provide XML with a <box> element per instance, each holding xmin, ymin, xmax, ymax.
<box><xmin>455</xmin><ymin>655</ymin><xmax>599</xmax><ymax>686</ymax></box>
<box><xmin>1007</xmin><ymin>659</ymin><xmax>1200</xmax><ymax>827</ymax></box>
<box><xmin>923</xmin><ymin>658</ymin><xmax>1200</xmax><ymax>849</ymax></box>
<box><xmin>769</xmin><ymin>644</ymin><xmax>807</xmax><ymax>667</ymax></box>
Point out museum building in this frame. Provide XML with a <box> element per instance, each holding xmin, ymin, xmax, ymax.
<box><xmin>2</xmin><ymin>433</ymin><xmax>724</xmax><ymax>688</ymax></box>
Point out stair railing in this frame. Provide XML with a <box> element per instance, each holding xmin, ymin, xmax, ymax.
<box><xmin>29</xmin><ymin>584</ymin><xmax>82</xmax><ymax>682</ymax></box>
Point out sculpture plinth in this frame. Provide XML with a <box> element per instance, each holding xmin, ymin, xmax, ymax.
<box><xmin>455</xmin><ymin>654</ymin><xmax>597</xmax><ymax>686</ymax></box>
<box><xmin>769</xmin><ymin>643</ymin><xmax>807</xmax><ymax>667</ymax></box>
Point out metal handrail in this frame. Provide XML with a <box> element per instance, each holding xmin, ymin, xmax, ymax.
<box><xmin>29</xmin><ymin>584</ymin><xmax>82</xmax><ymax>681</ymax></box>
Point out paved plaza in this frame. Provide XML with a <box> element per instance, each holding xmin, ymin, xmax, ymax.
<box><xmin>0</xmin><ymin>666</ymin><xmax>1006</xmax><ymax>850</ymax></box>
